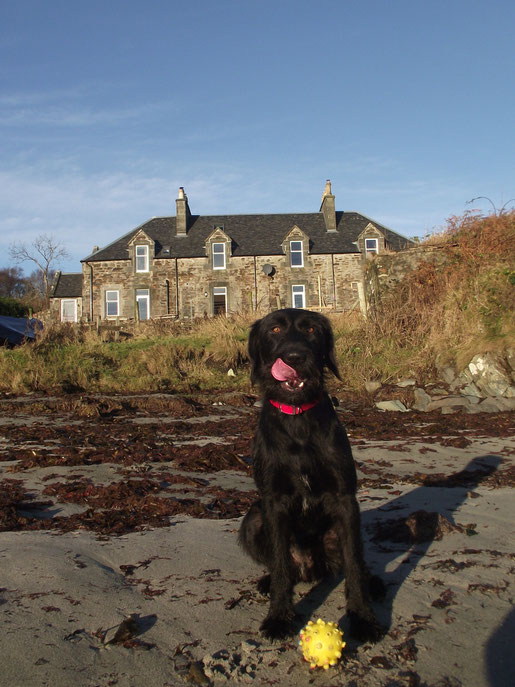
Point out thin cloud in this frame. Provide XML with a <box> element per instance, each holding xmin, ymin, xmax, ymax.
<box><xmin>0</xmin><ymin>88</ymin><xmax>178</xmax><ymax>127</ymax></box>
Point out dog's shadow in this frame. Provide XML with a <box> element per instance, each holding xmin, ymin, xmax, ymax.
<box><xmin>293</xmin><ymin>455</ymin><xmax>501</xmax><ymax>642</ymax></box>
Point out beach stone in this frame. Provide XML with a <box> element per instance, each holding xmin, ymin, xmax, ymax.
<box><xmin>396</xmin><ymin>378</ymin><xmax>416</xmax><ymax>388</ymax></box>
<box><xmin>468</xmin><ymin>353</ymin><xmax>512</xmax><ymax>397</ymax></box>
<box><xmin>459</xmin><ymin>381</ymin><xmax>483</xmax><ymax>397</ymax></box>
<box><xmin>412</xmin><ymin>388</ymin><xmax>432</xmax><ymax>412</ymax></box>
<box><xmin>438</xmin><ymin>365</ymin><xmax>456</xmax><ymax>384</ymax></box>
<box><xmin>376</xmin><ymin>400</ymin><xmax>409</xmax><ymax>412</ymax></box>
<box><xmin>431</xmin><ymin>387</ymin><xmax>450</xmax><ymax>396</ymax></box>
<box><xmin>427</xmin><ymin>396</ymin><xmax>477</xmax><ymax>412</ymax></box>
<box><xmin>365</xmin><ymin>380</ymin><xmax>382</xmax><ymax>394</ymax></box>
<box><xmin>505</xmin><ymin>347</ymin><xmax>515</xmax><ymax>375</ymax></box>
<box><xmin>478</xmin><ymin>397</ymin><xmax>515</xmax><ymax>412</ymax></box>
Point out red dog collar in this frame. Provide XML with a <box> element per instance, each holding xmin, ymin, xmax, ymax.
<box><xmin>269</xmin><ymin>399</ymin><xmax>320</xmax><ymax>415</ymax></box>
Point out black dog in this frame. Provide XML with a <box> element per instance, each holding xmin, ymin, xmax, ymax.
<box><xmin>239</xmin><ymin>308</ymin><xmax>384</xmax><ymax>641</ymax></box>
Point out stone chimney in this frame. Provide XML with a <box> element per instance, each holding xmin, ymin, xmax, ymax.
<box><xmin>175</xmin><ymin>187</ymin><xmax>191</xmax><ymax>236</ymax></box>
<box><xmin>320</xmin><ymin>180</ymin><xmax>337</xmax><ymax>232</ymax></box>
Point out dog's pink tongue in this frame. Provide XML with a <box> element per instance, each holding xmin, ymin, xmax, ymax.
<box><xmin>271</xmin><ymin>358</ymin><xmax>298</xmax><ymax>382</ymax></box>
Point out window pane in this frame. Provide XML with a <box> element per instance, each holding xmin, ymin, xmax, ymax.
<box><xmin>213</xmin><ymin>243</ymin><xmax>225</xmax><ymax>269</ymax></box>
<box><xmin>290</xmin><ymin>240</ymin><xmax>303</xmax><ymax>267</ymax></box>
<box><xmin>106</xmin><ymin>291</ymin><xmax>119</xmax><ymax>316</ymax></box>
<box><xmin>292</xmin><ymin>285</ymin><xmax>305</xmax><ymax>308</ymax></box>
<box><xmin>136</xmin><ymin>245</ymin><xmax>148</xmax><ymax>271</ymax></box>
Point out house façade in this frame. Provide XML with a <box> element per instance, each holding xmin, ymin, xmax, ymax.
<box><xmin>50</xmin><ymin>181</ymin><xmax>414</xmax><ymax>322</ymax></box>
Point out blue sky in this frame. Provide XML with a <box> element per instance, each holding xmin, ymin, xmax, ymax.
<box><xmin>1</xmin><ymin>0</ymin><xmax>514</xmax><ymax>274</ymax></box>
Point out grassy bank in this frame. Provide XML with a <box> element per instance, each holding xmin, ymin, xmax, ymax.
<box><xmin>1</xmin><ymin>212</ymin><xmax>513</xmax><ymax>396</ymax></box>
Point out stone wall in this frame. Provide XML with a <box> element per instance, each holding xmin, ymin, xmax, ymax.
<box><xmin>81</xmin><ymin>251</ymin><xmax>364</xmax><ymax>321</ymax></box>
<box><xmin>364</xmin><ymin>244</ymin><xmax>450</xmax><ymax>311</ymax></box>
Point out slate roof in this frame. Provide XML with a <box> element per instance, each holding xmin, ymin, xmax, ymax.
<box><xmin>82</xmin><ymin>211</ymin><xmax>414</xmax><ymax>263</ymax></box>
<box><xmin>50</xmin><ymin>272</ymin><xmax>83</xmax><ymax>298</ymax></box>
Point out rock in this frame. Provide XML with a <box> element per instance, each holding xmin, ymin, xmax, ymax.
<box><xmin>477</xmin><ymin>397</ymin><xmax>515</xmax><ymax>412</ymax></box>
<box><xmin>468</xmin><ymin>353</ymin><xmax>512</xmax><ymax>397</ymax></box>
<box><xmin>449</xmin><ymin>368</ymin><xmax>474</xmax><ymax>392</ymax></box>
<box><xmin>375</xmin><ymin>400</ymin><xmax>409</xmax><ymax>412</ymax></box>
<box><xmin>431</xmin><ymin>387</ymin><xmax>450</xmax><ymax>396</ymax></box>
<box><xmin>227</xmin><ymin>368</ymin><xmax>236</xmax><ymax>377</ymax></box>
<box><xmin>427</xmin><ymin>396</ymin><xmax>478</xmax><ymax>412</ymax></box>
<box><xmin>365</xmin><ymin>381</ymin><xmax>382</xmax><ymax>394</ymax></box>
<box><xmin>505</xmin><ymin>347</ymin><xmax>515</xmax><ymax>376</ymax></box>
<box><xmin>412</xmin><ymin>388</ymin><xmax>432</xmax><ymax>412</ymax></box>
<box><xmin>396</xmin><ymin>379</ymin><xmax>416</xmax><ymax>388</ymax></box>
<box><xmin>438</xmin><ymin>366</ymin><xmax>456</xmax><ymax>384</ymax></box>
<box><xmin>459</xmin><ymin>382</ymin><xmax>483</xmax><ymax>397</ymax></box>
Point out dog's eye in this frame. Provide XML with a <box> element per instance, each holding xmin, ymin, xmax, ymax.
<box><xmin>306</xmin><ymin>326</ymin><xmax>315</xmax><ymax>334</ymax></box>
<box><xmin>271</xmin><ymin>326</ymin><xmax>281</xmax><ymax>333</ymax></box>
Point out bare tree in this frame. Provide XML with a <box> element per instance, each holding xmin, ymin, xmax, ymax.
<box><xmin>8</xmin><ymin>234</ymin><xmax>69</xmax><ymax>303</ymax></box>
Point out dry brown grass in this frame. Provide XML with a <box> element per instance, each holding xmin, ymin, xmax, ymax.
<box><xmin>1</xmin><ymin>211</ymin><xmax>512</xmax><ymax>394</ymax></box>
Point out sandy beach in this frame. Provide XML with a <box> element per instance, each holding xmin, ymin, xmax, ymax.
<box><xmin>1</xmin><ymin>393</ymin><xmax>513</xmax><ymax>686</ymax></box>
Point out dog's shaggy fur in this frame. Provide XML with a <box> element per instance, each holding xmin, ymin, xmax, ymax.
<box><xmin>239</xmin><ymin>308</ymin><xmax>384</xmax><ymax>641</ymax></box>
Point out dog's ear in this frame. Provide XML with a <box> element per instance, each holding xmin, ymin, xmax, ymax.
<box><xmin>322</xmin><ymin>320</ymin><xmax>341</xmax><ymax>380</ymax></box>
<box><xmin>248</xmin><ymin>318</ymin><xmax>262</xmax><ymax>386</ymax></box>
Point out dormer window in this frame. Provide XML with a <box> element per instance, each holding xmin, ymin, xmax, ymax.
<box><xmin>290</xmin><ymin>240</ymin><xmax>304</xmax><ymax>267</ymax></box>
<box><xmin>135</xmin><ymin>245</ymin><xmax>149</xmax><ymax>272</ymax></box>
<box><xmin>212</xmin><ymin>242</ymin><xmax>226</xmax><ymax>270</ymax></box>
<box><xmin>365</xmin><ymin>238</ymin><xmax>378</xmax><ymax>256</ymax></box>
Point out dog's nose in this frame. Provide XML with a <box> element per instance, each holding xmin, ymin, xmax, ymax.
<box><xmin>283</xmin><ymin>351</ymin><xmax>306</xmax><ymax>366</ymax></box>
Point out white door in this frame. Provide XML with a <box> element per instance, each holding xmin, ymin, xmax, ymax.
<box><xmin>136</xmin><ymin>289</ymin><xmax>150</xmax><ymax>320</ymax></box>
<box><xmin>61</xmin><ymin>299</ymin><xmax>77</xmax><ymax>322</ymax></box>
<box><xmin>213</xmin><ymin>287</ymin><xmax>227</xmax><ymax>315</ymax></box>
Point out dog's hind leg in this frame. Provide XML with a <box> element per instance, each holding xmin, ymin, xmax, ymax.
<box><xmin>239</xmin><ymin>501</ymin><xmax>271</xmax><ymax>567</ymax></box>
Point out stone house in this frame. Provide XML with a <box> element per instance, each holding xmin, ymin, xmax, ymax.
<box><xmin>50</xmin><ymin>272</ymin><xmax>83</xmax><ymax>322</ymax></box>
<box><xmin>50</xmin><ymin>181</ymin><xmax>414</xmax><ymax>322</ymax></box>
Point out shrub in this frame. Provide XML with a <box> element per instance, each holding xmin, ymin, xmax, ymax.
<box><xmin>0</xmin><ymin>297</ymin><xmax>30</xmax><ymax>317</ymax></box>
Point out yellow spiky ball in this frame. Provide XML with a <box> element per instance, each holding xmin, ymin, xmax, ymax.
<box><xmin>298</xmin><ymin>618</ymin><xmax>345</xmax><ymax>670</ymax></box>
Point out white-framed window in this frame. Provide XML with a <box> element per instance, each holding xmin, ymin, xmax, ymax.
<box><xmin>365</xmin><ymin>238</ymin><xmax>378</xmax><ymax>256</ymax></box>
<box><xmin>290</xmin><ymin>240</ymin><xmax>304</xmax><ymax>267</ymax></box>
<box><xmin>213</xmin><ymin>286</ymin><xmax>227</xmax><ymax>314</ymax></box>
<box><xmin>292</xmin><ymin>284</ymin><xmax>306</xmax><ymax>309</ymax></box>
<box><xmin>135</xmin><ymin>245</ymin><xmax>149</xmax><ymax>272</ymax></box>
<box><xmin>60</xmin><ymin>299</ymin><xmax>77</xmax><ymax>322</ymax></box>
<box><xmin>136</xmin><ymin>289</ymin><xmax>150</xmax><ymax>320</ymax></box>
<box><xmin>105</xmin><ymin>290</ymin><xmax>119</xmax><ymax>317</ymax></box>
<box><xmin>212</xmin><ymin>243</ymin><xmax>226</xmax><ymax>269</ymax></box>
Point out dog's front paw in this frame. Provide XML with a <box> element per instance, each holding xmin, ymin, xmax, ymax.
<box><xmin>348</xmin><ymin>610</ymin><xmax>385</xmax><ymax>643</ymax></box>
<box><xmin>260</xmin><ymin>612</ymin><xmax>297</xmax><ymax>641</ymax></box>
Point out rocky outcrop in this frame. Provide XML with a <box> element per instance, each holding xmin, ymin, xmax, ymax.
<box><xmin>373</xmin><ymin>350</ymin><xmax>515</xmax><ymax>413</ymax></box>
